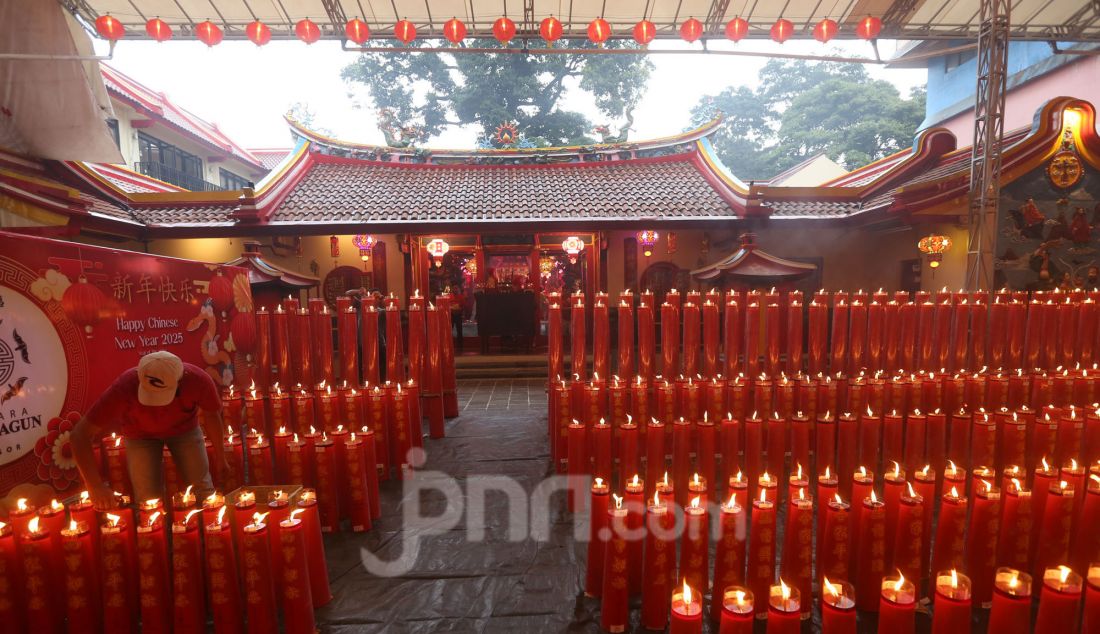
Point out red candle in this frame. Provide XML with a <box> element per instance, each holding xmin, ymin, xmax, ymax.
<box><xmin>641</xmin><ymin>493</ymin><xmax>675</xmax><ymax>630</ymax></box>
<box><xmin>599</xmin><ymin>495</ymin><xmax>629</xmax><ymax>633</ymax></box>
<box><xmin>169</xmin><ymin>511</ymin><xmax>205</xmax><ymax>634</ymax></box>
<box><xmin>290</xmin><ymin>387</ymin><xmax>315</xmax><ymax>435</ymax></box>
<box><xmin>661</xmin><ymin>301</ymin><xmax>679</xmax><ymax>377</ymax></box>
<box><xmin>638</xmin><ymin>299</ymin><xmax>656</xmax><ymax>382</ymax></box>
<box><xmin>808</xmin><ymin>298</ymin><xmax>828</xmax><ymax>375</ymax></box>
<box><xmin>311</xmin><ymin>435</ymin><xmax>339</xmax><ymax>532</ymax></box>
<box><xmin>818</xmin><ymin>493</ymin><xmax>851</xmax><ymax>588</ymax></box>
<box><xmin>60</xmin><ymin>520</ymin><xmax>98</xmax><ymax>633</ymax></box>
<box><xmin>853</xmin><ymin>490</ymin><xmax>887</xmax><ymax>611</ymax></box>
<box><xmin>584</xmin><ymin>478</ymin><xmax>610</xmax><ymax>597</ymax></box>
<box><xmin>932</xmin><ymin>488</ymin><xmax>968</xmax><ymax>579</ymax></box>
<box><xmin>1036</xmin><ymin>565</ymin><xmax>1083</xmax><ymax>634</ymax></box>
<box><xmin>670</xmin><ymin>580</ymin><xmax>703</xmax><ymax>634</ymax></box>
<box><xmin>971</xmin><ymin>410</ymin><xmax>996</xmax><ymax>470</ymax></box>
<box><xmin>1059</xmin><ymin>406</ymin><xmax>1086</xmax><ymax>467</ymax></box>
<box><xmin>423</xmin><ymin>304</ymin><xmax>444</xmax><ymax>438</ymax></box>
<box><xmin>744</xmin><ymin>414</ymin><xmax>764</xmax><ymax>501</ymax></box>
<box><xmin>705</xmin><ymin>377</ymin><xmax>726</xmax><ymax>425</ymax></box>
<box><xmin>618</xmin><ymin>297</ymin><xmax>635</xmax><ymax>378</ymax></box>
<box><xmin>136</xmin><ymin>511</ymin><xmax>170</xmax><ymax>633</ymax></box>
<box><xmin>782</xmin><ymin>490</ymin><xmax>813</xmax><ymax>618</ymax></box>
<box><xmin>682</xmin><ymin>301</ymin><xmax>700</xmax><ymax>377</ymax></box>
<box><xmin>547</xmin><ymin>297</ymin><xmax>563</xmax><ymax>386</ymax></box>
<box><xmin>744</xmin><ymin>301</ymin><xmax>760</xmax><ymax>376</ymax></box>
<box><xmin>344</xmin><ymin>432</ymin><xmax>372</xmax><ymax>531</ymax></box>
<box><xmin>877</xmin><ymin>572</ymin><xmax>917</xmax><ymax>634</ymax></box>
<box><xmin>932</xmin><ymin>569</ymin><xmax>972</xmax><ymax>633</ymax></box>
<box><xmin>1035</xmin><ymin>481</ymin><xmax>1075</xmax><ymax>579</ymax></box>
<box><xmin>967</xmin><ymin>480</ymin><xmax>1002</xmax><ymax>605</ymax></box>
<box><xmin>820</xmin><ymin>578</ymin><xmax>856</xmax><ymax>634</ymax></box>
<box><xmin>891</xmin><ymin>483</ymin><xmax>925</xmax><ymax>585</ymax></box>
<box><xmin>999</xmin><ymin>478</ymin><xmax>1034</xmax><ymax>572</ymax></box>
<box><xmin>989</xmin><ymin>567</ymin><xmax>1033</xmax><ymax>634</ymax></box>
<box><xmin>644</xmin><ymin>418</ymin><xmax>666</xmax><ymax>498</ymax></box>
<box><xmin>766</xmin><ymin>412</ymin><xmax>787</xmax><ymax>487</ymax></box>
<box><xmin>276</xmin><ymin>511</ymin><xmax>317</xmax><ymax>634</ymax></box>
<box><xmin>204</xmin><ymin>507</ymin><xmax>243</xmax><ymax>634</ymax></box>
<box><xmin>272</xmin><ymin>304</ymin><xmax>292</xmax><ymax>387</ymax></box>
<box><xmin>836</xmin><ymin>413</ymin><xmax>858</xmax><ymax>499</ymax></box>
<box><xmin>717</xmin><ymin>586</ymin><xmax>754</xmax><ymax>634</ymax></box>
<box><xmin>296</xmin><ymin>490</ymin><xmax>332</xmax><ymax>607</ymax></box>
<box><xmin>1085</xmin><ymin>565</ymin><xmax>1100</xmax><ymax>634</ymax></box>
<box><xmin>680</xmin><ymin>495</ymin><xmax>709</xmax><ymax>595</ymax></box>
<box><xmin>747</xmin><ymin>491</ymin><xmax>776</xmax><ymax>616</ymax></box>
<box><xmin>765</xmin><ymin>581</ymin><xmax>801</xmax><ymax>633</ymax></box>
<box><xmin>1073</xmin><ymin>475</ymin><xmax>1100</xmax><ymax>573</ymax></box>
<box><xmin>831</xmin><ymin>299</ymin><xmax>849</xmax><ymax>375</ymax></box>
<box><xmin>711</xmin><ymin>493</ymin><xmax>747</xmax><ymax>621</ymax></box>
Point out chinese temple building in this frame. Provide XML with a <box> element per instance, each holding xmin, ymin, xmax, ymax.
<box><xmin>5</xmin><ymin>96</ymin><xmax>1098</xmax><ymax>312</ymax></box>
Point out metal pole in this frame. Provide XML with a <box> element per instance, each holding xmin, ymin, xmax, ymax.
<box><xmin>965</xmin><ymin>0</ymin><xmax>1010</xmax><ymax>291</ymax></box>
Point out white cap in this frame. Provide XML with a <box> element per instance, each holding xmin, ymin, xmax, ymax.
<box><xmin>137</xmin><ymin>351</ymin><xmax>183</xmax><ymax>407</ymax></box>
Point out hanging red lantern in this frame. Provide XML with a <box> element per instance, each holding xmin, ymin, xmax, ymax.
<box><xmin>208</xmin><ymin>271</ymin><xmax>235</xmax><ymax>317</ymax></box>
<box><xmin>345</xmin><ymin>18</ymin><xmax>370</xmax><ymax>44</ymax></box>
<box><xmin>493</xmin><ymin>17</ymin><xmax>516</xmax><ymax>44</ymax></box>
<box><xmin>246</xmin><ymin>20</ymin><xmax>271</xmax><ymax>46</ymax></box>
<box><xmin>633</xmin><ymin>20</ymin><xmax>656</xmax><ymax>46</ymax></box>
<box><xmin>540</xmin><ymin>16</ymin><xmax>563</xmax><ymax>44</ymax></box>
<box><xmin>588</xmin><ymin>17</ymin><xmax>611</xmax><ymax>44</ymax></box>
<box><xmin>725</xmin><ymin>17</ymin><xmax>749</xmax><ymax>42</ymax></box>
<box><xmin>145</xmin><ymin>18</ymin><xmax>172</xmax><ymax>42</ymax></box>
<box><xmin>195</xmin><ymin>20</ymin><xmax>223</xmax><ymax>46</ymax></box>
<box><xmin>353</xmin><ymin>234</ymin><xmax>377</xmax><ymax>262</ymax></box>
<box><xmin>395</xmin><ymin>19</ymin><xmax>417</xmax><ymax>44</ymax></box>
<box><xmin>856</xmin><ymin>15</ymin><xmax>882</xmax><ymax>40</ymax></box>
<box><xmin>813</xmin><ymin>18</ymin><xmax>838</xmax><ymax>43</ymax></box>
<box><xmin>918</xmin><ymin>234</ymin><xmax>953</xmax><ymax>269</ymax></box>
<box><xmin>770</xmin><ymin>18</ymin><xmax>793</xmax><ymax>43</ymax></box>
<box><xmin>230</xmin><ymin>312</ymin><xmax>258</xmax><ymax>358</ymax></box>
<box><xmin>296</xmin><ymin>18</ymin><xmax>321</xmax><ymax>44</ymax></box>
<box><xmin>443</xmin><ymin>17</ymin><xmax>467</xmax><ymax>44</ymax></box>
<box><xmin>680</xmin><ymin>17</ymin><xmax>703</xmax><ymax>43</ymax></box>
<box><xmin>95</xmin><ymin>14</ymin><xmax>125</xmax><ymax>41</ymax></box>
<box><xmin>61</xmin><ymin>276</ymin><xmax>108</xmax><ymax>338</ymax></box>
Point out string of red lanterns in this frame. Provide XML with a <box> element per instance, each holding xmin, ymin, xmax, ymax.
<box><xmin>91</xmin><ymin>14</ymin><xmax>885</xmax><ymax>46</ymax></box>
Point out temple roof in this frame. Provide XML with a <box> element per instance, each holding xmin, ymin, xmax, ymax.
<box><xmin>692</xmin><ymin>233</ymin><xmax>817</xmax><ymax>282</ymax></box>
<box><xmin>3</xmin><ymin>97</ymin><xmax>1097</xmax><ymax>238</ymax></box>
<box><xmin>224</xmin><ymin>241</ymin><xmax>318</xmax><ymax>288</ymax></box>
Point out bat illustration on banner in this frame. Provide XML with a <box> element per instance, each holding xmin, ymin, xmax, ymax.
<box><xmin>12</xmin><ymin>329</ymin><xmax>29</xmax><ymax>363</ymax></box>
<box><xmin>1</xmin><ymin>377</ymin><xmax>27</xmax><ymax>404</ymax></box>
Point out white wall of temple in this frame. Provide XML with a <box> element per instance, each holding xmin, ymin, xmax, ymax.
<box><xmin>604</xmin><ymin>222</ymin><xmax>968</xmax><ymax>297</ymax></box>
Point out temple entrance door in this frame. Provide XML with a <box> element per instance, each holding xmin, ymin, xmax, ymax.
<box><xmin>640</xmin><ymin>261</ymin><xmax>690</xmax><ymax>304</ymax></box>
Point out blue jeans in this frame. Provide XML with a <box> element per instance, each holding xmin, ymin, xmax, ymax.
<box><xmin>125</xmin><ymin>425</ymin><xmax>214</xmax><ymax>502</ymax></box>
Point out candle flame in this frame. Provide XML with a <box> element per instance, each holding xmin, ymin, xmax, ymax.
<box><xmin>662</xmin><ymin>472</ymin><xmax>669</xmax><ymax>487</ymax></box>
<box><xmin>950</xmin><ymin>569</ymin><xmax>959</xmax><ymax>589</ymax></box>
<box><xmin>144</xmin><ymin>498</ymin><xmax>160</xmax><ymax>508</ymax></box>
<box><xmin>690</xmin><ymin>496</ymin><xmax>700</xmax><ymax>510</ymax></box>
<box><xmin>216</xmin><ymin>506</ymin><xmax>227</xmax><ymax>525</ymax></box>
<box><xmin>759</xmin><ymin>488</ymin><xmax>767</xmax><ymax>503</ymax></box>
<box><xmin>613</xmin><ymin>494</ymin><xmax>623</xmax><ymax>510</ymax></box>
<box><xmin>947</xmin><ymin>460</ymin><xmax>958</xmax><ymax>474</ymax></box>
<box><xmin>891</xmin><ymin>461</ymin><xmax>901</xmax><ymax>478</ymax></box>
<box><xmin>727</xmin><ymin>493</ymin><xmax>737</xmax><ymax>509</ymax></box>
<box><xmin>27</xmin><ymin>517</ymin><xmax>39</xmax><ymax>533</ymax></box>
<box><xmin>682</xmin><ymin>579</ymin><xmax>693</xmax><ymax>604</ymax></box>
<box><xmin>68</xmin><ymin>519</ymin><xmax>78</xmax><ymax>532</ymax></box>
<box><xmin>693</xmin><ymin>473</ymin><xmax>700</xmax><ymax>485</ymax></box>
<box><xmin>780</xmin><ymin>579</ymin><xmax>791</xmax><ymax>600</ymax></box>
<box><xmin>290</xmin><ymin>508</ymin><xmax>306</xmax><ymax>521</ymax></box>
<box><xmin>631</xmin><ymin>474</ymin><xmax>640</xmax><ymax>487</ymax></box>
<box><xmin>907</xmin><ymin>481</ymin><xmax>917</xmax><ymax>497</ymax></box>
<box><xmin>50</xmin><ymin>499</ymin><xmax>62</xmax><ymax>511</ymax></box>
<box><xmin>824</xmin><ymin>577</ymin><xmax>839</xmax><ymax>597</ymax></box>
<box><xmin>834</xmin><ymin>493</ymin><xmax>843</xmax><ymax>504</ymax></box>
<box><xmin>147</xmin><ymin>511</ymin><xmax>161</xmax><ymax>526</ymax></box>
<box><xmin>106</xmin><ymin>513</ymin><xmax>121</xmax><ymax>528</ymax></box>
<box><xmin>920</xmin><ymin>464</ymin><xmax>931</xmax><ymax>477</ymax></box>
<box><xmin>1059</xmin><ymin>566</ymin><xmax>1071</xmax><ymax>584</ymax></box>
<box><xmin>1072</xmin><ymin>458</ymin><xmax>1079</xmax><ymax>470</ymax></box>
<box><xmin>795</xmin><ymin>463</ymin><xmax>803</xmax><ymax>480</ymax></box>
<box><xmin>80</xmin><ymin>491</ymin><xmax>89</xmax><ymax>503</ymax></box>
<box><xmin>594</xmin><ymin>477</ymin><xmax>604</xmax><ymax>487</ymax></box>
<box><xmin>893</xmin><ymin>572</ymin><xmax>906</xmax><ymax>592</ymax></box>
<box><xmin>798</xmin><ymin>487</ymin><xmax>806</xmax><ymax>501</ymax></box>
<box><xmin>183</xmin><ymin>509</ymin><xmax>201</xmax><ymax>525</ymax></box>
<box><xmin>1008</xmin><ymin>572</ymin><xmax>1019</xmax><ymax>589</ymax></box>
<box><xmin>858</xmin><ymin>466</ymin><xmax>867</xmax><ymax>478</ymax></box>
<box><xmin>1042</xmin><ymin>457</ymin><xmax>1051</xmax><ymax>471</ymax></box>
<box><xmin>251</xmin><ymin>511</ymin><xmax>269</xmax><ymax>526</ymax></box>
<box><xmin>1060</xmin><ymin>480</ymin><xmax>1069</xmax><ymax>492</ymax></box>
<box><xmin>950</xmin><ymin>486</ymin><xmax>960</xmax><ymax>498</ymax></box>
<box><xmin>823</xmin><ymin>465</ymin><xmax>831</xmax><ymax>479</ymax></box>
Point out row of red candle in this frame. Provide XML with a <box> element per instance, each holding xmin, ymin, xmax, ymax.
<box><xmin>260</xmin><ymin>291</ymin><xmax>457</xmax><ymax>431</ymax></box>
<box><xmin>552</xmin><ymin>367</ymin><xmax>1099</xmax><ymax>432</ymax></box>
<box><xmin>0</xmin><ymin>489</ymin><xmax>332</xmax><ymax>633</ymax></box>
<box><xmin>554</xmin><ymin>392</ymin><xmax>1100</xmax><ymax>504</ymax></box>
<box><xmin>582</xmin><ymin>470</ymin><xmax>1100</xmax><ymax>633</ymax></box>
<box><xmin>547</xmin><ymin>288</ymin><xmax>1100</xmax><ymax>389</ymax></box>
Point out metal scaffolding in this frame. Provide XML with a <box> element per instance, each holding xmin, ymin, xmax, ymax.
<box><xmin>966</xmin><ymin>0</ymin><xmax>1011</xmax><ymax>291</ymax></box>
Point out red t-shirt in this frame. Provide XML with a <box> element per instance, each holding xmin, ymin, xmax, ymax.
<box><xmin>85</xmin><ymin>363</ymin><xmax>221</xmax><ymax>439</ymax></box>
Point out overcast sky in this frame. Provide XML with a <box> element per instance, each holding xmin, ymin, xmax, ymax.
<box><xmin>95</xmin><ymin>37</ymin><xmax>926</xmax><ymax>150</ymax></box>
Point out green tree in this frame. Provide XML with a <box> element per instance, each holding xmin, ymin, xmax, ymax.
<box><xmin>341</xmin><ymin>40</ymin><xmax>653</xmax><ymax>146</ymax></box>
<box><xmin>692</xmin><ymin>59</ymin><xmax>926</xmax><ymax>180</ymax></box>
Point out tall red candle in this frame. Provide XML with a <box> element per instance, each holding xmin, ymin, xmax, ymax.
<box><xmin>296</xmin><ymin>490</ymin><xmax>332</xmax><ymax>607</ymax></box>
<box><xmin>617</xmin><ymin>297</ymin><xmax>634</xmax><ymax>378</ymax></box>
<box><xmin>204</xmin><ymin>507</ymin><xmax>243</xmax><ymax>634</ymax></box>
<box><xmin>592</xmin><ymin>299</ymin><xmax>611</xmax><ymax>380</ymax></box>
<box><xmin>360</xmin><ymin>304</ymin><xmax>380</xmax><ymax>386</ymax></box>
<box><xmin>1035</xmin><ymin>480</ymin><xmax>1075</xmax><ymax>578</ymax></box>
<box><xmin>967</xmin><ymin>481</ymin><xmax>1002</xmax><ymax>605</ymax></box>
<box><xmin>821</xmin><ymin>578</ymin><xmax>857</xmax><ymax>634</ymax></box>
<box><xmin>932</xmin><ymin>570</ymin><xmax>972</xmax><ymax>634</ymax></box>
<box><xmin>312</xmin><ymin>435</ymin><xmax>339</xmax><ymax>532</ymax></box>
<box><xmin>136</xmin><ymin>512</ymin><xmax>171</xmax><ymax>633</ymax></box>
<box><xmin>584</xmin><ymin>478</ymin><xmax>610</xmax><ymax>597</ymax></box>
<box><xmin>271</xmin><ymin>304</ymin><xmax>292</xmax><ymax>387</ymax></box>
<box><xmin>765</xmin><ymin>582</ymin><xmax>801</xmax><ymax>633</ymax></box>
<box><xmin>638</xmin><ymin>299</ymin><xmax>656</xmax><ymax>382</ymax></box>
<box><xmin>1085</xmin><ymin>565</ymin><xmax>1100</xmax><ymax>634</ymax></box>
<box><xmin>1036</xmin><ymin>566</ymin><xmax>1083</xmax><ymax>634</ymax></box>
<box><xmin>17</xmin><ymin>520</ymin><xmax>60</xmax><ymax>634</ymax></box>
<box><xmin>170</xmin><ymin>511</ymin><xmax>205</xmax><ymax>634</ymax></box>
<box><xmin>781</xmin><ymin>489</ymin><xmax>813</xmax><ymax>618</ymax></box>
<box><xmin>240</xmin><ymin>515</ymin><xmax>279</xmax><ymax>634</ymax></box>
<box><xmin>660</xmin><ymin>302</ymin><xmax>679</xmax><ymax>377</ymax></box>
<box><xmin>641</xmin><ymin>492</ymin><xmax>675</xmax><ymax>629</ymax></box>
<box><xmin>717</xmin><ymin>586</ymin><xmax>754</xmax><ymax>634</ymax></box>
<box><xmin>989</xmin><ymin>567</ymin><xmax>1033</xmax><ymax>634</ymax></box>
<box><xmin>932</xmin><ymin>488</ymin><xmax>968</xmax><ymax>578</ymax></box>
<box><xmin>747</xmin><ymin>491</ymin><xmax>776</xmax><ymax>616</ymax></box>
<box><xmin>599</xmin><ymin>495</ymin><xmax>629</xmax><ymax>633</ymax></box>
<box><xmin>100</xmin><ymin>514</ymin><xmax>134</xmax><ymax>634</ymax></box>
<box><xmin>877</xmin><ymin>573</ymin><xmax>917</xmax><ymax>634</ymax></box>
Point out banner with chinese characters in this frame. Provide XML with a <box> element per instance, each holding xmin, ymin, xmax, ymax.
<box><xmin>0</xmin><ymin>231</ymin><xmax>253</xmax><ymax>499</ymax></box>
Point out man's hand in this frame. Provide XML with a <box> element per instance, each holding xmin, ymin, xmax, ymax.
<box><xmin>89</xmin><ymin>482</ymin><xmax>118</xmax><ymax>511</ymax></box>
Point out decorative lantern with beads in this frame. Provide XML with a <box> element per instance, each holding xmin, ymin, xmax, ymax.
<box><xmin>426</xmin><ymin>239</ymin><xmax>450</xmax><ymax>268</ymax></box>
<box><xmin>637</xmin><ymin>231</ymin><xmax>659</xmax><ymax>257</ymax></box>
<box><xmin>353</xmin><ymin>234</ymin><xmax>376</xmax><ymax>263</ymax></box>
<box><xmin>561</xmin><ymin>236</ymin><xmax>584</xmax><ymax>264</ymax></box>
<box><xmin>917</xmin><ymin>234</ymin><xmax>952</xmax><ymax>269</ymax></box>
